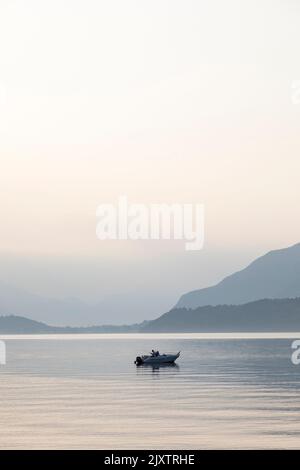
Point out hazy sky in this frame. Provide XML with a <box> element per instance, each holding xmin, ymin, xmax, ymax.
<box><xmin>0</xmin><ymin>0</ymin><xmax>300</xmax><ymax>320</ymax></box>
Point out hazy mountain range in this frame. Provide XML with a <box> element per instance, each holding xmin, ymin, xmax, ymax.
<box><xmin>0</xmin><ymin>315</ymin><xmax>141</xmax><ymax>334</ymax></box>
<box><xmin>1</xmin><ymin>242</ymin><xmax>300</xmax><ymax>331</ymax></box>
<box><xmin>0</xmin><ymin>282</ymin><xmax>150</xmax><ymax>326</ymax></box>
<box><xmin>142</xmin><ymin>298</ymin><xmax>300</xmax><ymax>332</ymax></box>
<box><xmin>176</xmin><ymin>243</ymin><xmax>300</xmax><ymax>309</ymax></box>
<box><xmin>1</xmin><ymin>297</ymin><xmax>300</xmax><ymax>333</ymax></box>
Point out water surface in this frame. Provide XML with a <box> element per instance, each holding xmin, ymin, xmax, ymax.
<box><xmin>1</xmin><ymin>333</ymin><xmax>300</xmax><ymax>449</ymax></box>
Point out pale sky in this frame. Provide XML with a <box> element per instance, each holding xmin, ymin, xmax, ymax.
<box><xmin>0</xmin><ymin>0</ymin><xmax>300</xmax><ymax>320</ymax></box>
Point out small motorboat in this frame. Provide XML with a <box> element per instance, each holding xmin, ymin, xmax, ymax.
<box><xmin>134</xmin><ymin>350</ymin><xmax>180</xmax><ymax>366</ymax></box>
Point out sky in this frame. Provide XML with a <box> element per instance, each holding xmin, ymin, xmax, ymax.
<box><xmin>0</xmin><ymin>0</ymin><xmax>300</xmax><ymax>321</ymax></box>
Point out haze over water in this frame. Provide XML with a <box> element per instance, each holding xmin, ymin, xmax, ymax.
<box><xmin>1</xmin><ymin>333</ymin><xmax>300</xmax><ymax>449</ymax></box>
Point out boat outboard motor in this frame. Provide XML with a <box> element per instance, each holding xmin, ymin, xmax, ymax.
<box><xmin>135</xmin><ymin>356</ymin><xmax>143</xmax><ymax>366</ymax></box>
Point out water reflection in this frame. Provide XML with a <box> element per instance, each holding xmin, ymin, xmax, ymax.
<box><xmin>2</xmin><ymin>335</ymin><xmax>300</xmax><ymax>449</ymax></box>
<box><xmin>136</xmin><ymin>363</ymin><xmax>180</xmax><ymax>374</ymax></box>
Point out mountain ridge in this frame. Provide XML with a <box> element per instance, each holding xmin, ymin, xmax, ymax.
<box><xmin>0</xmin><ymin>314</ymin><xmax>141</xmax><ymax>334</ymax></box>
<box><xmin>176</xmin><ymin>242</ymin><xmax>300</xmax><ymax>309</ymax></box>
<box><xmin>1</xmin><ymin>297</ymin><xmax>300</xmax><ymax>333</ymax></box>
<box><xmin>142</xmin><ymin>297</ymin><xmax>300</xmax><ymax>332</ymax></box>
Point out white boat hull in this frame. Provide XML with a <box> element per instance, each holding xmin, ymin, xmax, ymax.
<box><xmin>135</xmin><ymin>352</ymin><xmax>180</xmax><ymax>365</ymax></box>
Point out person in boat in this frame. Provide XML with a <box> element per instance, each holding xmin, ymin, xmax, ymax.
<box><xmin>151</xmin><ymin>350</ymin><xmax>160</xmax><ymax>357</ymax></box>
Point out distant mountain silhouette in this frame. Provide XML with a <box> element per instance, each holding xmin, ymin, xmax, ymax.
<box><xmin>176</xmin><ymin>243</ymin><xmax>300</xmax><ymax>309</ymax></box>
<box><xmin>2</xmin><ymin>297</ymin><xmax>300</xmax><ymax>333</ymax></box>
<box><xmin>142</xmin><ymin>298</ymin><xmax>300</xmax><ymax>332</ymax></box>
<box><xmin>0</xmin><ymin>281</ymin><xmax>150</xmax><ymax>326</ymax></box>
<box><xmin>0</xmin><ymin>281</ymin><xmax>101</xmax><ymax>326</ymax></box>
<box><xmin>0</xmin><ymin>315</ymin><xmax>141</xmax><ymax>334</ymax></box>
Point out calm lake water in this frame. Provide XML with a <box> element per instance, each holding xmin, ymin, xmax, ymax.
<box><xmin>1</xmin><ymin>333</ymin><xmax>300</xmax><ymax>449</ymax></box>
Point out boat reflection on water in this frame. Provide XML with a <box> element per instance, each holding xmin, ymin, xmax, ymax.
<box><xmin>136</xmin><ymin>362</ymin><xmax>180</xmax><ymax>374</ymax></box>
